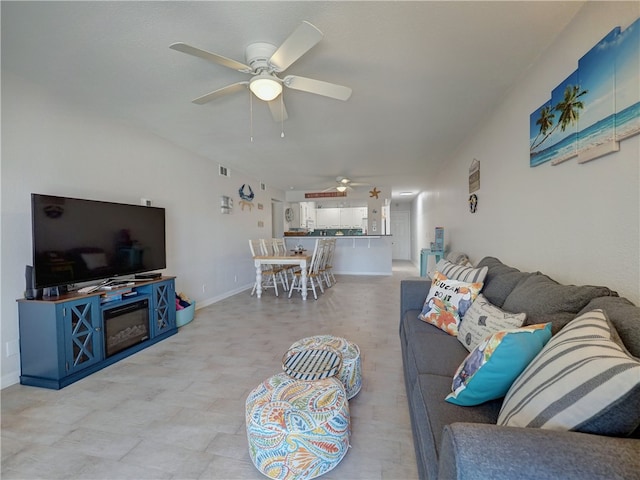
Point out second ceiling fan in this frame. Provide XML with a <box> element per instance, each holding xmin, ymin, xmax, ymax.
<box><xmin>323</xmin><ymin>176</ymin><xmax>370</xmax><ymax>193</ymax></box>
<box><xmin>170</xmin><ymin>21</ymin><xmax>352</xmax><ymax>122</ymax></box>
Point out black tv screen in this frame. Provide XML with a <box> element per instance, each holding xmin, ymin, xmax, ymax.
<box><xmin>31</xmin><ymin>194</ymin><xmax>166</xmax><ymax>289</ymax></box>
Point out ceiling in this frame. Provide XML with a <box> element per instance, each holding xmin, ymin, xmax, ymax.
<box><xmin>1</xmin><ymin>1</ymin><xmax>584</xmax><ymax>200</ymax></box>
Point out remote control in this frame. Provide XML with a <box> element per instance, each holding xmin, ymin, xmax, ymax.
<box><xmin>78</xmin><ymin>285</ymin><xmax>100</xmax><ymax>294</ymax></box>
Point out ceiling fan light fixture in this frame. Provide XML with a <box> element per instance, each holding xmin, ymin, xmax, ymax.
<box><xmin>336</xmin><ymin>185</ymin><xmax>348</xmax><ymax>192</ymax></box>
<box><xmin>249</xmin><ymin>74</ymin><xmax>282</xmax><ymax>101</ymax></box>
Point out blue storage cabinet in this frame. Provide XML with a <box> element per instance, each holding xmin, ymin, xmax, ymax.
<box><xmin>136</xmin><ymin>279</ymin><xmax>176</xmax><ymax>337</ymax></box>
<box><xmin>18</xmin><ymin>296</ymin><xmax>102</xmax><ymax>389</ymax></box>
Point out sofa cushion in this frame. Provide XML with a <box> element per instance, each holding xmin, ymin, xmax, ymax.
<box><xmin>578</xmin><ymin>296</ymin><xmax>640</xmax><ymax>358</ymax></box>
<box><xmin>498</xmin><ymin>309</ymin><xmax>640</xmax><ymax>436</ymax></box>
<box><xmin>411</xmin><ymin>374</ymin><xmax>502</xmax><ymax>480</ymax></box>
<box><xmin>458</xmin><ymin>294</ymin><xmax>527</xmax><ymax>351</ymax></box>
<box><xmin>446</xmin><ymin>324</ymin><xmax>552</xmax><ymax>406</ymax></box>
<box><xmin>435</xmin><ymin>259</ymin><xmax>488</xmax><ymax>283</ymax></box>
<box><xmin>475</xmin><ymin>257</ymin><xmax>533</xmax><ymax>307</ymax></box>
<box><xmin>406</xmin><ymin>323</ymin><xmax>470</xmax><ymax>378</ymax></box>
<box><xmin>419</xmin><ymin>272</ymin><xmax>483</xmax><ymax>336</ymax></box>
<box><xmin>502</xmin><ymin>273</ymin><xmax>615</xmax><ymax>332</ymax></box>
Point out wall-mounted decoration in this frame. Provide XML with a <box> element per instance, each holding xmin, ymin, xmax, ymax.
<box><xmin>285</xmin><ymin>207</ymin><xmax>294</xmax><ymax>222</ymax></box>
<box><xmin>369</xmin><ymin>187</ymin><xmax>381</xmax><ymax>199</ymax></box>
<box><xmin>239</xmin><ymin>184</ymin><xmax>255</xmax><ymax>211</ymax></box>
<box><xmin>469</xmin><ymin>159</ymin><xmax>480</xmax><ymax>193</ymax></box>
<box><xmin>257</xmin><ymin>203</ymin><xmax>264</xmax><ymax>210</ymax></box>
<box><xmin>529</xmin><ymin>17</ymin><xmax>639</xmax><ymax>167</ymax></box>
<box><xmin>469</xmin><ymin>194</ymin><xmax>478</xmax><ymax>213</ymax></box>
<box><xmin>305</xmin><ymin>191</ymin><xmax>347</xmax><ymax>199</ymax></box>
<box><xmin>220</xmin><ymin>195</ymin><xmax>233</xmax><ymax>214</ymax></box>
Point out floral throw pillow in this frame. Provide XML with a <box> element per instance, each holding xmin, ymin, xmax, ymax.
<box><xmin>418</xmin><ymin>271</ymin><xmax>483</xmax><ymax>336</ymax></box>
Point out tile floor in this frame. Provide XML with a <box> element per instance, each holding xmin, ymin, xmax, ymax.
<box><xmin>1</xmin><ymin>261</ymin><xmax>420</xmax><ymax>479</ymax></box>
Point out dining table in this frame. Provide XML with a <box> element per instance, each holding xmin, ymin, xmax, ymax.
<box><xmin>253</xmin><ymin>253</ymin><xmax>312</xmax><ymax>300</ymax></box>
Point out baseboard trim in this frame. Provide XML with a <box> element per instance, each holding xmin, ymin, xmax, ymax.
<box><xmin>195</xmin><ymin>284</ymin><xmax>253</xmax><ymax>309</ymax></box>
<box><xmin>2</xmin><ymin>372</ymin><xmax>20</xmax><ymax>390</ymax></box>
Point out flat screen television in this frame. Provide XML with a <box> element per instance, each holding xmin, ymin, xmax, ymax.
<box><xmin>31</xmin><ymin>194</ymin><xmax>166</xmax><ymax>289</ymax></box>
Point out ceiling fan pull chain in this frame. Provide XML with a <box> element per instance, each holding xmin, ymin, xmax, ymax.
<box><xmin>249</xmin><ymin>88</ymin><xmax>254</xmax><ymax>142</ymax></box>
<box><xmin>281</xmin><ymin>92</ymin><xmax>285</xmax><ymax>138</ymax></box>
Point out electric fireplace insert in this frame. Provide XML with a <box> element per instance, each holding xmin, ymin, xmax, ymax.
<box><xmin>103</xmin><ymin>298</ymin><xmax>150</xmax><ymax>357</ymax></box>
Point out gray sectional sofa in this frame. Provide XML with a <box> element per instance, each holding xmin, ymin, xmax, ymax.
<box><xmin>399</xmin><ymin>256</ymin><xmax>640</xmax><ymax>480</ymax></box>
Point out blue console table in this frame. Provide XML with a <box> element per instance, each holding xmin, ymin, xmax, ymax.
<box><xmin>420</xmin><ymin>248</ymin><xmax>444</xmax><ymax>277</ymax></box>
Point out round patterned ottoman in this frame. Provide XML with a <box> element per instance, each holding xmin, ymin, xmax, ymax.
<box><xmin>246</xmin><ymin>373</ymin><xmax>350</xmax><ymax>480</ymax></box>
<box><xmin>287</xmin><ymin>335</ymin><xmax>362</xmax><ymax>399</ymax></box>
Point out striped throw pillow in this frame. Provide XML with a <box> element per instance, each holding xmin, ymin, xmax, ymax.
<box><xmin>498</xmin><ymin>309</ymin><xmax>640</xmax><ymax>435</ymax></box>
<box><xmin>435</xmin><ymin>259</ymin><xmax>488</xmax><ymax>283</ymax></box>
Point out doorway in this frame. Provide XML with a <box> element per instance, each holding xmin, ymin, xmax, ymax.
<box><xmin>391</xmin><ymin>211</ymin><xmax>411</xmax><ymax>260</ymax></box>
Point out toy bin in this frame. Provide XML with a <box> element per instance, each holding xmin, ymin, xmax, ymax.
<box><xmin>176</xmin><ymin>301</ymin><xmax>195</xmax><ymax>327</ymax></box>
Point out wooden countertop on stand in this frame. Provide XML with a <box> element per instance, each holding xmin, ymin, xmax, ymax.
<box><xmin>17</xmin><ymin>276</ymin><xmax>176</xmax><ymax>304</ymax></box>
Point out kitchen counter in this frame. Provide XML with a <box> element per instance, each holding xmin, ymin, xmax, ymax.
<box><xmin>284</xmin><ymin>236</ymin><xmax>392</xmax><ymax>275</ymax></box>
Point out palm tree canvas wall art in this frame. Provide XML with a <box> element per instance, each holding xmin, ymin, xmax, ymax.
<box><xmin>614</xmin><ymin>17</ymin><xmax>640</xmax><ymax>143</ymax></box>
<box><xmin>529</xmin><ymin>18</ymin><xmax>639</xmax><ymax>167</ymax></box>
<box><xmin>575</xmin><ymin>27</ymin><xmax>620</xmax><ymax>164</ymax></box>
<box><xmin>529</xmin><ymin>71</ymin><xmax>582</xmax><ymax>167</ymax></box>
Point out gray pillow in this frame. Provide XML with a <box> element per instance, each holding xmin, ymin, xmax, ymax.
<box><xmin>475</xmin><ymin>257</ymin><xmax>535</xmax><ymax>307</ymax></box>
<box><xmin>502</xmin><ymin>274</ymin><xmax>614</xmax><ymax>327</ymax></box>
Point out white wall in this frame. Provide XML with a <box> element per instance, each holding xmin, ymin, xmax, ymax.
<box><xmin>1</xmin><ymin>74</ymin><xmax>284</xmax><ymax>387</ymax></box>
<box><xmin>415</xmin><ymin>2</ymin><xmax>639</xmax><ymax>305</ymax></box>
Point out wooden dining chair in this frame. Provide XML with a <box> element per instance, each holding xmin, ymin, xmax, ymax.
<box><xmin>262</xmin><ymin>238</ymin><xmax>289</xmax><ymax>290</ymax></box>
<box><xmin>271</xmin><ymin>238</ymin><xmax>296</xmax><ymax>287</ymax></box>
<box><xmin>288</xmin><ymin>238</ymin><xmax>325</xmax><ymax>300</ymax></box>
<box><xmin>249</xmin><ymin>239</ymin><xmax>280</xmax><ymax>297</ymax></box>
<box><xmin>320</xmin><ymin>238</ymin><xmax>337</xmax><ymax>288</ymax></box>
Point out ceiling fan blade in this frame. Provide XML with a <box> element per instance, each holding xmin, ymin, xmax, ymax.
<box><xmin>267</xmin><ymin>98</ymin><xmax>288</xmax><ymax>122</ymax></box>
<box><xmin>170</xmin><ymin>42</ymin><xmax>252</xmax><ymax>73</ymax></box>
<box><xmin>269</xmin><ymin>21</ymin><xmax>323</xmax><ymax>72</ymax></box>
<box><xmin>283</xmin><ymin>75</ymin><xmax>352</xmax><ymax>101</ymax></box>
<box><xmin>192</xmin><ymin>82</ymin><xmax>248</xmax><ymax>104</ymax></box>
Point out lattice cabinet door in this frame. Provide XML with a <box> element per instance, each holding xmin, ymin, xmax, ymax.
<box><xmin>152</xmin><ymin>280</ymin><xmax>176</xmax><ymax>337</ymax></box>
<box><xmin>60</xmin><ymin>297</ymin><xmax>103</xmax><ymax>374</ymax></box>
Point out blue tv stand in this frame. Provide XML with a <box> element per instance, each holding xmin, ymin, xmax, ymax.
<box><xmin>17</xmin><ymin>277</ymin><xmax>177</xmax><ymax>389</ymax></box>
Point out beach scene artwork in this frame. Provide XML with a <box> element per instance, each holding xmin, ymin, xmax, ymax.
<box><xmin>614</xmin><ymin>17</ymin><xmax>640</xmax><ymax>142</ymax></box>
<box><xmin>530</xmin><ymin>18</ymin><xmax>639</xmax><ymax>167</ymax></box>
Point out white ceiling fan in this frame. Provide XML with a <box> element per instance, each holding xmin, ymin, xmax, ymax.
<box><xmin>170</xmin><ymin>21</ymin><xmax>352</xmax><ymax>122</ymax></box>
<box><xmin>323</xmin><ymin>176</ymin><xmax>370</xmax><ymax>193</ymax></box>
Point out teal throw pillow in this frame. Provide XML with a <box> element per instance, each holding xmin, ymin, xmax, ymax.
<box><xmin>446</xmin><ymin>323</ymin><xmax>552</xmax><ymax>406</ymax></box>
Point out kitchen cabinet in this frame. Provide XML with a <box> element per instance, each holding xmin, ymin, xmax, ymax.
<box><xmin>316</xmin><ymin>208</ymin><xmax>341</xmax><ymax>228</ymax></box>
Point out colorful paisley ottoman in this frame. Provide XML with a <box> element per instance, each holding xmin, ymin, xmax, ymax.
<box><xmin>246</xmin><ymin>373</ymin><xmax>350</xmax><ymax>480</ymax></box>
<box><xmin>287</xmin><ymin>335</ymin><xmax>362</xmax><ymax>399</ymax></box>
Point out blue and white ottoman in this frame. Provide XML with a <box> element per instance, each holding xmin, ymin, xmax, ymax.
<box><xmin>246</xmin><ymin>373</ymin><xmax>350</xmax><ymax>480</ymax></box>
<box><xmin>287</xmin><ymin>335</ymin><xmax>362</xmax><ymax>399</ymax></box>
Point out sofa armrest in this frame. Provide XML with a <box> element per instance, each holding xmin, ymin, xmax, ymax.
<box><xmin>439</xmin><ymin>423</ymin><xmax>640</xmax><ymax>480</ymax></box>
<box><xmin>400</xmin><ymin>278</ymin><xmax>430</xmax><ymax>319</ymax></box>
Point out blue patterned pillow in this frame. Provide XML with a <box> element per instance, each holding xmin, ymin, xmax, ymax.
<box><xmin>446</xmin><ymin>323</ymin><xmax>552</xmax><ymax>406</ymax></box>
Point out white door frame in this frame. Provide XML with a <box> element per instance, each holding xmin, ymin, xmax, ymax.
<box><xmin>391</xmin><ymin>210</ymin><xmax>411</xmax><ymax>260</ymax></box>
